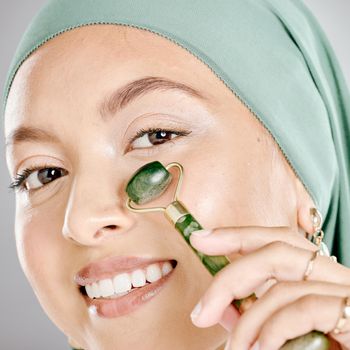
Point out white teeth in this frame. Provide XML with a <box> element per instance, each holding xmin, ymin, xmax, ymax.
<box><xmin>83</xmin><ymin>261</ymin><xmax>175</xmax><ymax>299</ymax></box>
<box><xmin>131</xmin><ymin>269</ymin><xmax>147</xmax><ymax>287</ymax></box>
<box><xmin>99</xmin><ymin>278</ymin><xmax>114</xmax><ymax>298</ymax></box>
<box><xmin>146</xmin><ymin>263</ymin><xmax>162</xmax><ymax>283</ymax></box>
<box><xmin>161</xmin><ymin>261</ymin><xmax>173</xmax><ymax>276</ymax></box>
<box><xmin>91</xmin><ymin>282</ymin><xmax>101</xmax><ymax>298</ymax></box>
<box><xmin>85</xmin><ymin>284</ymin><xmax>95</xmax><ymax>299</ymax></box>
<box><xmin>113</xmin><ymin>273</ymin><xmax>132</xmax><ymax>294</ymax></box>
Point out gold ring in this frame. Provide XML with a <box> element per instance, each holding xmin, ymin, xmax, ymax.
<box><xmin>332</xmin><ymin>296</ymin><xmax>350</xmax><ymax>335</ymax></box>
<box><xmin>303</xmin><ymin>249</ymin><xmax>319</xmax><ymax>281</ymax></box>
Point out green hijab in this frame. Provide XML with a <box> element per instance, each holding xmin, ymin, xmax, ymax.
<box><xmin>2</xmin><ymin>0</ymin><xmax>350</xmax><ymax>266</ymax></box>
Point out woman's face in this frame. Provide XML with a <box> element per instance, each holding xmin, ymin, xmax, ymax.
<box><xmin>5</xmin><ymin>25</ymin><xmax>300</xmax><ymax>350</ymax></box>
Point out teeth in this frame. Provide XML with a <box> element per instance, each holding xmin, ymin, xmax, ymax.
<box><xmin>146</xmin><ymin>263</ymin><xmax>162</xmax><ymax>283</ymax></box>
<box><xmin>99</xmin><ymin>278</ymin><xmax>114</xmax><ymax>298</ymax></box>
<box><xmin>131</xmin><ymin>269</ymin><xmax>147</xmax><ymax>287</ymax></box>
<box><xmin>83</xmin><ymin>261</ymin><xmax>175</xmax><ymax>299</ymax></box>
<box><xmin>85</xmin><ymin>284</ymin><xmax>95</xmax><ymax>299</ymax></box>
<box><xmin>91</xmin><ymin>282</ymin><xmax>101</xmax><ymax>298</ymax></box>
<box><xmin>162</xmin><ymin>261</ymin><xmax>173</xmax><ymax>276</ymax></box>
<box><xmin>113</xmin><ymin>273</ymin><xmax>132</xmax><ymax>294</ymax></box>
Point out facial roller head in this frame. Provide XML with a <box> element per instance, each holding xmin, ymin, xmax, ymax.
<box><xmin>125</xmin><ymin>161</ymin><xmax>173</xmax><ymax>205</ymax></box>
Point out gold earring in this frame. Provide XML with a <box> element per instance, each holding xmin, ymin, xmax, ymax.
<box><xmin>309</xmin><ymin>208</ymin><xmax>337</xmax><ymax>262</ymax></box>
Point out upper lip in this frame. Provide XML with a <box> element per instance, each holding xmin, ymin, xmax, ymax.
<box><xmin>74</xmin><ymin>255</ymin><xmax>174</xmax><ymax>286</ymax></box>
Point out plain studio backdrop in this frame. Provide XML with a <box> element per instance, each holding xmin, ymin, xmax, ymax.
<box><xmin>0</xmin><ymin>1</ymin><xmax>349</xmax><ymax>348</ymax></box>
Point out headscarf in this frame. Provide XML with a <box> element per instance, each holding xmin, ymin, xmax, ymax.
<box><xmin>2</xmin><ymin>0</ymin><xmax>350</xmax><ymax>266</ymax></box>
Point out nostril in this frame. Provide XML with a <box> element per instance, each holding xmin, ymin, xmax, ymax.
<box><xmin>94</xmin><ymin>225</ymin><xmax>118</xmax><ymax>239</ymax></box>
<box><xmin>104</xmin><ymin>225</ymin><xmax>117</xmax><ymax>230</ymax></box>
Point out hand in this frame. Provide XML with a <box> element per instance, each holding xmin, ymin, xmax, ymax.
<box><xmin>189</xmin><ymin>226</ymin><xmax>350</xmax><ymax>350</ymax></box>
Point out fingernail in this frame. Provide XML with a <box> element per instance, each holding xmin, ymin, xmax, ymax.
<box><xmin>191</xmin><ymin>229</ymin><xmax>212</xmax><ymax>237</ymax></box>
<box><xmin>190</xmin><ymin>300</ymin><xmax>202</xmax><ymax>320</ymax></box>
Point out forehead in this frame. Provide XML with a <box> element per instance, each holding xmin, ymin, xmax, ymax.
<box><xmin>4</xmin><ymin>24</ymin><xmax>220</xmax><ymax>136</ymax></box>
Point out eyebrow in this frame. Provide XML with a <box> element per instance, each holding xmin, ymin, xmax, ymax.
<box><xmin>99</xmin><ymin>76</ymin><xmax>207</xmax><ymax>119</ymax></box>
<box><xmin>6</xmin><ymin>76</ymin><xmax>207</xmax><ymax>147</ymax></box>
<box><xmin>5</xmin><ymin>126</ymin><xmax>60</xmax><ymax>148</ymax></box>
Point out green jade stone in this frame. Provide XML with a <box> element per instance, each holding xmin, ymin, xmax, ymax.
<box><xmin>126</xmin><ymin>161</ymin><xmax>172</xmax><ymax>205</ymax></box>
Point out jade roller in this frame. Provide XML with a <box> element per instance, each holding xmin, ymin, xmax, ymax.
<box><xmin>124</xmin><ymin>161</ymin><xmax>329</xmax><ymax>350</ymax></box>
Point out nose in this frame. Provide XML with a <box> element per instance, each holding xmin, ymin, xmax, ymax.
<box><xmin>62</xmin><ymin>171</ymin><xmax>136</xmax><ymax>246</ymax></box>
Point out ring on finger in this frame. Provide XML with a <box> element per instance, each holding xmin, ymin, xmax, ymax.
<box><xmin>302</xmin><ymin>249</ymin><xmax>338</xmax><ymax>281</ymax></box>
<box><xmin>302</xmin><ymin>249</ymin><xmax>319</xmax><ymax>281</ymax></box>
<box><xmin>332</xmin><ymin>296</ymin><xmax>350</xmax><ymax>335</ymax></box>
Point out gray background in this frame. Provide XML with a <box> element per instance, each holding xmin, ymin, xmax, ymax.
<box><xmin>0</xmin><ymin>1</ymin><xmax>349</xmax><ymax>348</ymax></box>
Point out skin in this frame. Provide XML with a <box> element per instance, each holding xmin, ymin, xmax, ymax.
<box><xmin>4</xmin><ymin>25</ymin><xmax>350</xmax><ymax>350</ymax></box>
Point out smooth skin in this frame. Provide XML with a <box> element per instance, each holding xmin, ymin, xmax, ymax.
<box><xmin>4</xmin><ymin>25</ymin><xmax>350</xmax><ymax>350</ymax></box>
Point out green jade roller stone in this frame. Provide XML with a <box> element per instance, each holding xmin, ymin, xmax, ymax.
<box><xmin>126</xmin><ymin>161</ymin><xmax>172</xmax><ymax>205</ymax></box>
<box><xmin>125</xmin><ymin>161</ymin><xmax>329</xmax><ymax>350</ymax></box>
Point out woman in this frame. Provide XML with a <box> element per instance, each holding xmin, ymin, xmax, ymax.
<box><xmin>3</xmin><ymin>0</ymin><xmax>350</xmax><ymax>349</ymax></box>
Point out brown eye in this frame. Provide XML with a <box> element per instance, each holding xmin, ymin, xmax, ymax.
<box><xmin>25</xmin><ymin>168</ymin><xmax>68</xmax><ymax>190</ymax></box>
<box><xmin>147</xmin><ymin>130</ymin><xmax>175</xmax><ymax>145</ymax></box>
<box><xmin>130</xmin><ymin>127</ymin><xmax>190</xmax><ymax>150</ymax></box>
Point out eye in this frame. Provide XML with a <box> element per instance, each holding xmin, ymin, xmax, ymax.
<box><xmin>9</xmin><ymin>166</ymin><xmax>68</xmax><ymax>193</ymax></box>
<box><xmin>128</xmin><ymin>127</ymin><xmax>191</xmax><ymax>151</ymax></box>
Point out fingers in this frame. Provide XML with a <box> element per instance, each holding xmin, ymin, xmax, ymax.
<box><xmin>218</xmin><ymin>304</ymin><xmax>240</xmax><ymax>332</ymax></box>
<box><xmin>189</xmin><ymin>225</ymin><xmax>350</xmax><ymax>350</ymax></box>
<box><xmin>190</xmin><ymin>240</ymin><xmax>350</xmax><ymax>329</ymax></box>
<box><xmin>189</xmin><ymin>226</ymin><xmax>317</xmax><ymax>255</ymax></box>
<box><xmin>193</xmin><ymin>242</ymin><xmax>350</xmax><ymax>327</ymax></box>
<box><xmin>227</xmin><ymin>280</ymin><xmax>350</xmax><ymax>349</ymax></box>
<box><xmin>250</xmin><ymin>294</ymin><xmax>344</xmax><ymax>350</ymax></box>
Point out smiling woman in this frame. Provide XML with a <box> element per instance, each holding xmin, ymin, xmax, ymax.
<box><xmin>2</xmin><ymin>1</ymin><xmax>350</xmax><ymax>350</ymax></box>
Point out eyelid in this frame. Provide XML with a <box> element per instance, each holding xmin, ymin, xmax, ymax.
<box><xmin>9</xmin><ymin>164</ymin><xmax>67</xmax><ymax>194</ymax></box>
<box><xmin>125</xmin><ymin>115</ymin><xmax>191</xmax><ymax>141</ymax></box>
<box><xmin>125</xmin><ymin>127</ymin><xmax>191</xmax><ymax>154</ymax></box>
<box><xmin>129</xmin><ymin>127</ymin><xmax>189</xmax><ymax>145</ymax></box>
<box><xmin>12</xmin><ymin>155</ymin><xmax>66</xmax><ymax>180</ymax></box>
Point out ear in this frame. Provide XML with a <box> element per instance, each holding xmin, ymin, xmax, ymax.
<box><xmin>295</xmin><ymin>177</ymin><xmax>316</xmax><ymax>235</ymax></box>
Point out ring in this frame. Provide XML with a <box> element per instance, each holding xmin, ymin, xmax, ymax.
<box><xmin>332</xmin><ymin>296</ymin><xmax>350</xmax><ymax>335</ymax></box>
<box><xmin>302</xmin><ymin>249</ymin><xmax>319</xmax><ymax>281</ymax></box>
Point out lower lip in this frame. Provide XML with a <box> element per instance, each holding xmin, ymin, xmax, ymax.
<box><xmin>82</xmin><ymin>268</ymin><xmax>175</xmax><ymax>318</ymax></box>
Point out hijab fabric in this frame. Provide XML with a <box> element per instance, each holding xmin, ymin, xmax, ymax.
<box><xmin>2</xmin><ymin>0</ymin><xmax>350</xmax><ymax>266</ymax></box>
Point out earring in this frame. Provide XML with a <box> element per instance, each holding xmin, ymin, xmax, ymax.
<box><xmin>309</xmin><ymin>208</ymin><xmax>337</xmax><ymax>261</ymax></box>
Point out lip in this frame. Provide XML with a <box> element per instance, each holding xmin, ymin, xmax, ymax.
<box><xmin>74</xmin><ymin>256</ymin><xmax>174</xmax><ymax>286</ymax></box>
<box><xmin>82</xmin><ymin>265</ymin><xmax>176</xmax><ymax>318</ymax></box>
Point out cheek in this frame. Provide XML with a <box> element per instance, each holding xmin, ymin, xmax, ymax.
<box><xmin>14</xmin><ymin>203</ymin><xmax>85</xmax><ymax>335</ymax></box>
<box><xmin>178</xmin><ymin>122</ymin><xmax>294</xmax><ymax>228</ymax></box>
<box><xmin>15</xmin><ymin>208</ymin><xmax>54</xmax><ymax>284</ymax></box>
<box><xmin>14</xmin><ymin>202</ymin><xmax>71</xmax><ymax>306</ymax></box>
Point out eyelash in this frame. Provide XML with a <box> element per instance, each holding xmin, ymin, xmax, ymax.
<box><xmin>127</xmin><ymin>126</ymin><xmax>190</xmax><ymax>146</ymax></box>
<box><xmin>9</xmin><ymin>126</ymin><xmax>190</xmax><ymax>193</ymax></box>
<box><xmin>8</xmin><ymin>163</ymin><xmax>62</xmax><ymax>194</ymax></box>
